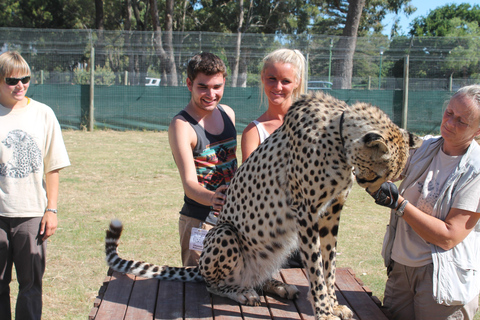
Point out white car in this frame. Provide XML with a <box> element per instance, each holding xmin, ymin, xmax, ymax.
<box><xmin>145</xmin><ymin>77</ymin><xmax>161</xmax><ymax>86</ymax></box>
<box><xmin>307</xmin><ymin>81</ymin><xmax>332</xmax><ymax>90</ymax></box>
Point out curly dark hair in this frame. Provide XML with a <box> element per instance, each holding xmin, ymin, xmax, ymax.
<box><xmin>187</xmin><ymin>52</ymin><xmax>227</xmax><ymax>82</ymax></box>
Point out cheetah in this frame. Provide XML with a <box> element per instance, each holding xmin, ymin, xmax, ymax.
<box><xmin>105</xmin><ymin>91</ymin><xmax>422</xmax><ymax>320</ymax></box>
<box><xmin>0</xmin><ymin>129</ymin><xmax>42</xmax><ymax>178</ymax></box>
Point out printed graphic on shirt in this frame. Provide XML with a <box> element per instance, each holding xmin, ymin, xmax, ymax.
<box><xmin>0</xmin><ymin>129</ymin><xmax>42</xmax><ymax>178</ymax></box>
<box><xmin>194</xmin><ymin>138</ymin><xmax>237</xmax><ymax>190</ymax></box>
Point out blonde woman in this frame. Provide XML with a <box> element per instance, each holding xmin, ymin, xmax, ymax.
<box><xmin>241</xmin><ymin>48</ymin><xmax>307</xmax><ymax>162</ymax></box>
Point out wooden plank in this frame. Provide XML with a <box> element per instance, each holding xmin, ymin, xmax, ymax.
<box><xmin>89</xmin><ymin>275</ymin><xmax>112</xmax><ymax>320</ymax></box>
<box><xmin>124</xmin><ymin>277</ymin><xmax>159</xmax><ymax>320</ymax></box>
<box><xmin>155</xmin><ymin>280</ymin><xmax>185</xmax><ymax>320</ymax></box>
<box><xmin>334</xmin><ymin>268</ymin><xmax>361</xmax><ymax>320</ymax></box>
<box><xmin>91</xmin><ymin>268</ymin><xmax>390</xmax><ymax>320</ymax></box>
<box><xmin>240</xmin><ymin>293</ymin><xmax>272</xmax><ymax>320</ymax></box>
<box><xmin>335</xmin><ymin>268</ymin><xmax>389</xmax><ymax>320</ymax></box>
<box><xmin>94</xmin><ymin>272</ymin><xmax>135</xmax><ymax>320</ymax></box>
<box><xmin>279</xmin><ymin>268</ymin><xmax>314</xmax><ymax>320</ymax></box>
<box><xmin>211</xmin><ymin>294</ymin><xmax>243</xmax><ymax>319</ymax></box>
<box><xmin>265</xmin><ymin>273</ymin><xmax>302</xmax><ymax>320</ymax></box>
<box><xmin>184</xmin><ymin>281</ymin><xmax>213</xmax><ymax>320</ymax></box>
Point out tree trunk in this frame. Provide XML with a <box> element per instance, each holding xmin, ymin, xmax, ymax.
<box><xmin>164</xmin><ymin>0</ymin><xmax>178</xmax><ymax>86</ymax></box>
<box><xmin>124</xmin><ymin>0</ymin><xmax>134</xmax><ymax>85</ymax></box>
<box><xmin>94</xmin><ymin>0</ymin><xmax>105</xmax><ymax>68</ymax></box>
<box><xmin>231</xmin><ymin>0</ymin><xmax>244</xmax><ymax>87</ymax></box>
<box><xmin>238</xmin><ymin>50</ymin><xmax>248</xmax><ymax>87</ymax></box>
<box><xmin>95</xmin><ymin>0</ymin><xmax>104</xmax><ymax>30</ymax></box>
<box><xmin>176</xmin><ymin>0</ymin><xmax>189</xmax><ymax>83</ymax></box>
<box><xmin>131</xmin><ymin>0</ymin><xmax>148</xmax><ymax>85</ymax></box>
<box><xmin>150</xmin><ymin>0</ymin><xmax>178</xmax><ymax>86</ymax></box>
<box><xmin>332</xmin><ymin>0</ymin><xmax>366</xmax><ymax>89</ymax></box>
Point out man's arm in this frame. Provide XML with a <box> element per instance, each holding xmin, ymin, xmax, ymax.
<box><xmin>168</xmin><ymin>116</ymin><xmax>226</xmax><ymax>211</ymax></box>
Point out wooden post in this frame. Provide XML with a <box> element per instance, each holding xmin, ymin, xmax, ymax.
<box><xmin>402</xmin><ymin>55</ymin><xmax>409</xmax><ymax>130</ymax></box>
<box><xmin>89</xmin><ymin>46</ymin><xmax>95</xmax><ymax>132</ymax></box>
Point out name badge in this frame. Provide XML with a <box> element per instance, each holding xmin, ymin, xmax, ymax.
<box><xmin>189</xmin><ymin>227</ymin><xmax>209</xmax><ymax>251</ymax></box>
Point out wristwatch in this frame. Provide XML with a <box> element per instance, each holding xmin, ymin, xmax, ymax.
<box><xmin>395</xmin><ymin>200</ymin><xmax>409</xmax><ymax>217</ymax></box>
<box><xmin>45</xmin><ymin>208</ymin><xmax>58</xmax><ymax>214</ymax></box>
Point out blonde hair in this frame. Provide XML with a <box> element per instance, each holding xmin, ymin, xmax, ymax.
<box><xmin>260</xmin><ymin>48</ymin><xmax>307</xmax><ymax>105</ymax></box>
<box><xmin>0</xmin><ymin>51</ymin><xmax>31</xmax><ymax>82</ymax></box>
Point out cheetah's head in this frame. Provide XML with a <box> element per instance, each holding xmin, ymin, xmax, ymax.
<box><xmin>342</xmin><ymin>103</ymin><xmax>422</xmax><ymax>193</ymax></box>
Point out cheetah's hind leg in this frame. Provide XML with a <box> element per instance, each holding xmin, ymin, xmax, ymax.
<box><xmin>262</xmin><ymin>278</ymin><xmax>299</xmax><ymax>300</ymax></box>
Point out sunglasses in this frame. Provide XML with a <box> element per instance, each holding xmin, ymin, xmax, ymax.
<box><xmin>5</xmin><ymin>76</ymin><xmax>31</xmax><ymax>86</ymax></box>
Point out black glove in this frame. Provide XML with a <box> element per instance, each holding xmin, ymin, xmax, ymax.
<box><xmin>370</xmin><ymin>182</ymin><xmax>399</xmax><ymax>209</ymax></box>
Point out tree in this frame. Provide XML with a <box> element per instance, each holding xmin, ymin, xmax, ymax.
<box><xmin>332</xmin><ymin>0</ymin><xmax>366</xmax><ymax>89</ymax></box>
<box><xmin>410</xmin><ymin>3</ymin><xmax>480</xmax><ymax>37</ymax></box>
<box><xmin>230</xmin><ymin>0</ymin><xmax>244</xmax><ymax>87</ymax></box>
<box><xmin>407</xmin><ymin>4</ymin><xmax>480</xmax><ymax>80</ymax></box>
<box><xmin>150</xmin><ymin>0</ymin><xmax>178</xmax><ymax>86</ymax></box>
<box><xmin>310</xmin><ymin>0</ymin><xmax>415</xmax><ymax>88</ymax></box>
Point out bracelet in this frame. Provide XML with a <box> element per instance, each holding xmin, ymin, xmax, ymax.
<box><xmin>45</xmin><ymin>208</ymin><xmax>58</xmax><ymax>214</ymax></box>
<box><xmin>395</xmin><ymin>200</ymin><xmax>409</xmax><ymax>217</ymax></box>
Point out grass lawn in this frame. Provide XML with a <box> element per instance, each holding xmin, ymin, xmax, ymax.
<box><xmin>8</xmin><ymin>130</ymin><xmax>479</xmax><ymax>319</ymax></box>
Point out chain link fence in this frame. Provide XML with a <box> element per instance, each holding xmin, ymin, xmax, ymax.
<box><xmin>1</xmin><ymin>28</ymin><xmax>478</xmax><ymax>133</ymax></box>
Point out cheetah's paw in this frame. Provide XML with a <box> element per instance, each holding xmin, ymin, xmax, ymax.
<box><xmin>237</xmin><ymin>288</ymin><xmax>261</xmax><ymax>306</ymax></box>
<box><xmin>333</xmin><ymin>304</ymin><xmax>354</xmax><ymax>319</ymax></box>
<box><xmin>262</xmin><ymin>279</ymin><xmax>299</xmax><ymax>300</ymax></box>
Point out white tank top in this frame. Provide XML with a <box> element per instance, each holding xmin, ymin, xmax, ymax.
<box><xmin>252</xmin><ymin>120</ymin><xmax>270</xmax><ymax>143</ymax></box>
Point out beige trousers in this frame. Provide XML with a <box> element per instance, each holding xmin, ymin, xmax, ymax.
<box><xmin>178</xmin><ymin>215</ymin><xmax>213</xmax><ymax>267</ymax></box>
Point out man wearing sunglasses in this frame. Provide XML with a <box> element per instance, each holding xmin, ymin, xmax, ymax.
<box><xmin>0</xmin><ymin>51</ymin><xmax>70</xmax><ymax>320</ymax></box>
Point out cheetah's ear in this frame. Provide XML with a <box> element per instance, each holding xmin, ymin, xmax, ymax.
<box><xmin>402</xmin><ymin>129</ymin><xmax>422</xmax><ymax>149</ymax></box>
<box><xmin>363</xmin><ymin>132</ymin><xmax>389</xmax><ymax>159</ymax></box>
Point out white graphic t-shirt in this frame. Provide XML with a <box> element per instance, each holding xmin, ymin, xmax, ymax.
<box><xmin>0</xmin><ymin>99</ymin><xmax>70</xmax><ymax>218</ymax></box>
<box><xmin>392</xmin><ymin>148</ymin><xmax>461</xmax><ymax>267</ymax></box>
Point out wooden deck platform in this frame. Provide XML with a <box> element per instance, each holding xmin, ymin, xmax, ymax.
<box><xmin>89</xmin><ymin>267</ymin><xmax>391</xmax><ymax>320</ymax></box>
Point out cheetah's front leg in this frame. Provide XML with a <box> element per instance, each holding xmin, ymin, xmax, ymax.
<box><xmin>297</xmin><ymin>212</ymin><xmax>339</xmax><ymax>319</ymax></box>
<box><xmin>321</xmin><ymin>196</ymin><xmax>353</xmax><ymax>320</ymax></box>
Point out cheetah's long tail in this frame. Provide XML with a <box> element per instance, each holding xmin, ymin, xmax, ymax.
<box><xmin>105</xmin><ymin>219</ymin><xmax>203</xmax><ymax>282</ymax></box>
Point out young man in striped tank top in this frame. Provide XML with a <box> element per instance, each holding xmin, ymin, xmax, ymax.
<box><xmin>168</xmin><ymin>52</ymin><xmax>238</xmax><ymax>266</ymax></box>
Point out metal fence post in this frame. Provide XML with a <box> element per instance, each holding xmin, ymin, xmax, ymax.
<box><xmin>89</xmin><ymin>46</ymin><xmax>95</xmax><ymax>131</ymax></box>
<box><xmin>402</xmin><ymin>55</ymin><xmax>409</xmax><ymax>130</ymax></box>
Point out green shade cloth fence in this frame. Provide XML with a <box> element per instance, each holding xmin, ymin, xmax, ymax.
<box><xmin>27</xmin><ymin>84</ymin><xmax>452</xmax><ymax>134</ymax></box>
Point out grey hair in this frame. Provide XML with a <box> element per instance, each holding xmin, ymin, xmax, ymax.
<box><xmin>450</xmin><ymin>84</ymin><xmax>480</xmax><ymax>128</ymax></box>
<box><xmin>452</xmin><ymin>84</ymin><xmax>480</xmax><ymax>110</ymax></box>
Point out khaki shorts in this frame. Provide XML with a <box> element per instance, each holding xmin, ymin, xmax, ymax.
<box><xmin>384</xmin><ymin>261</ymin><xmax>479</xmax><ymax>320</ymax></box>
<box><xmin>178</xmin><ymin>215</ymin><xmax>213</xmax><ymax>267</ymax></box>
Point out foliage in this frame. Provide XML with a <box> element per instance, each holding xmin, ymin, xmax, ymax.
<box><xmin>310</xmin><ymin>0</ymin><xmax>415</xmax><ymax>36</ymax></box>
<box><xmin>410</xmin><ymin>3</ymin><xmax>480</xmax><ymax>37</ymax></box>
<box><xmin>406</xmin><ymin>4</ymin><xmax>480</xmax><ymax>79</ymax></box>
<box><xmin>0</xmin><ymin>0</ymin><xmax>415</xmax><ymax>36</ymax></box>
<box><xmin>73</xmin><ymin>65</ymin><xmax>115</xmax><ymax>85</ymax></box>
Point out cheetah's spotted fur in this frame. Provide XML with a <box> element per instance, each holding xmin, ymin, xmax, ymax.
<box><xmin>106</xmin><ymin>92</ymin><xmax>422</xmax><ymax>320</ymax></box>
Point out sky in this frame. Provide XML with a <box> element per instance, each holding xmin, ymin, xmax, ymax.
<box><xmin>381</xmin><ymin>0</ymin><xmax>479</xmax><ymax>36</ymax></box>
